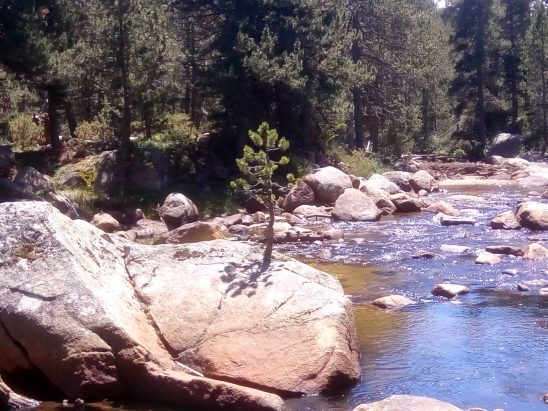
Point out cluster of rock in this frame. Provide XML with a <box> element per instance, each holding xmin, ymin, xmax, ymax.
<box><xmin>92</xmin><ymin>166</ymin><xmax>441</xmax><ymax>246</ymax></box>
<box><xmin>491</xmin><ymin>201</ymin><xmax>548</xmax><ymax>231</ymax></box>
<box><xmin>0</xmin><ymin>201</ymin><xmax>360</xmax><ymax>410</ymax></box>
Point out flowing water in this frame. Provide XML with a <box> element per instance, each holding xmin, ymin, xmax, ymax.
<box><xmin>33</xmin><ymin>185</ymin><xmax>547</xmax><ymax>411</ymax></box>
<box><xmin>282</xmin><ymin>185</ymin><xmax>548</xmax><ymax>411</ymax></box>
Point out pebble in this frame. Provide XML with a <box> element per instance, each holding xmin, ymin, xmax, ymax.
<box><xmin>517</xmin><ymin>283</ymin><xmax>530</xmax><ymax>292</ymax></box>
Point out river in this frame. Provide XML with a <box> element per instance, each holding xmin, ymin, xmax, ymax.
<box><xmin>282</xmin><ymin>184</ymin><xmax>548</xmax><ymax>410</ymax></box>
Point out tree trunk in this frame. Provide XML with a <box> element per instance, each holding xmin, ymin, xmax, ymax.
<box><xmin>47</xmin><ymin>86</ymin><xmax>62</xmax><ymax>150</ymax></box>
<box><xmin>0</xmin><ymin>375</ymin><xmax>40</xmax><ymax>410</ymax></box>
<box><xmin>541</xmin><ymin>6</ymin><xmax>548</xmax><ymax>154</ymax></box>
<box><xmin>351</xmin><ymin>14</ymin><xmax>365</xmax><ymax>150</ymax></box>
<box><xmin>261</xmin><ymin>184</ymin><xmax>275</xmax><ymax>272</ymax></box>
<box><xmin>420</xmin><ymin>88</ymin><xmax>430</xmax><ymax>153</ymax></box>
<box><xmin>64</xmin><ymin>102</ymin><xmax>77</xmax><ymax>139</ymax></box>
<box><xmin>117</xmin><ymin>0</ymin><xmax>132</xmax><ymax>194</ymax></box>
<box><xmin>475</xmin><ymin>0</ymin><xmax>488</xmax><ymax>156</ymax></box>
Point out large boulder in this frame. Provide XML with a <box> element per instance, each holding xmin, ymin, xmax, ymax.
<box><xmin>332</xmin><ymin>189</ymin><xmax>381</xmax><ymax>222</ymax></box>
<box><xmin>515</xmin><ymin>201</ymin><xmax>548</xmax><ymax>230</ymax></box>
<box><xmin>0</xmin><ymin>202</ymin><xmax>359</xmax><ymax>407</ymax></box>
<box><xmin>303</xmin><ymin>166</ymin><xmax>352</xmax><ymax>204</ymax></box>
<box><xmin>159</xmin><ymin>193</ymin><xmax>200</xmax><ymax>231</ymax></box>
<box><xmin>491</xmin><ymin>211</ymin><xmax>521</xmax><ymax>230</ymax></box>
<box><xmin>359</xmin><ymin>181</ymin><xmax>397</xmax><ymax>215</ymax></box>
<box><xmin>14</xmin><ymin>166</ymin><xmax>54</xmax><ymax>194</ymax></box>
<box><xmin>486</xmin><ymin>133</ymin><xmax>524</xmax><ymax>158</ymax></box>
<box><xmin>281</xmin><ymin>180</ymin><xmax>316</xmax><ymax>212</ymax></box>
<box><xmin>382</xmin><ymin>171</ymin><xmax>413</xmax><ymax>192</ymax></box>
<box><xmin>389</xmin><ymin>193</ymin><xmax>423</xmax><ymax>213</ymax></box>
<box><xmin>354</xmin><ymin>395</ymin><xmax>462</xmax><ymax>411</ymax></box>
<box><xmin>154</xmin><ymin>221</ymin><xmax>226</xmax><ymax>244</ymax></box>
<box><xmin>368</xmin><ymin>174</ymin><xmax>402</xmax><ymax>195</ymax></box>
<box><xmin>409</xmin><ymin>170</ymin><xmax>436</xmax><ymax>193</ymax></box>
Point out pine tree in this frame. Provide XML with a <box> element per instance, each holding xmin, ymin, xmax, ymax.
<box><xmin>500</xmin><ymin>0</ymin><xmax>530</xmax><ymax>132</ymax></box>
<box><xmin>232</xmin><ymin>122</ymin><xmax>290</xmax><ymax>271</ymax></box>
<box><xmin>525</xmin><ymin>0</ymin><xmax>548</xmax><ymax>153</ymax></box>
<box><xmin>448</xmin><ymin>0</ymin><xmax>505</xmax><ymax>157</ymax></box>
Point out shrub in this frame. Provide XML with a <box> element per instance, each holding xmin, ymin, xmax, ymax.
<box><xmin>138</xmin><ymin>112</ymin><xmax>198</xmax><ymax>168</ymax></box>
<box><xmin>328</xmin><ymin>145</ymin><xmax>386</xmax><ymax>178</ymax></box>
<box><xmin>75</xmin><ymin>120</ymin><xmax>113</xmax><ymax>142</ymax></box>
<box><xmin>8</xmin><ymin>113</ymin><xmax>43</xmax><ymax>151</ymax></box>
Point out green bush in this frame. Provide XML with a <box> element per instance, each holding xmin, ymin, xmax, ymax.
<box><xmin>75</xmin><ymin>120</ymin><xmax>113</xmax><ymax>142</ymax></box>
<box><xmin>139</xmin><ymin>112</ymin><xmax>198</xmax><ymax>168</ymax></box>
<box><xmin>328</xmin><ymin>145</ymin><xmax>386</xmax><ymax>178</ymax></box>
<box><xmin>8</xmin><ymin>113</ymin><xmax>43</xmax><ymax>151</ymax></box>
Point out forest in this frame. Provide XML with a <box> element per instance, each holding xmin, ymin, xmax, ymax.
<box><xmin>0</xmin><ymin>0</ymin><xmax>547</xmax><ymax>193</ymax></box>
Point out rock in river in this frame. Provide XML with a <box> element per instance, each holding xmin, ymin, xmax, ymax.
<box><xmin>332</xmin><ymin>188</ymin><xmax>381</xmax><ymax>221</ymax></box>
<box><xmin>475</xmin><ymin>251</ymin><xmax>502</xmax><ymax>265</ymax></box>
<box><xmin>372</xmin><ymin>295</ymin><xmax>415</xmax><ymax>310</ymax></box>
<box><xmin>515</xmin><ymin>201</ymin><xmax>548</xmax><ymax>231</ymax></box>
<box><xmin>485</xmin><ymin>245</ymin><xmax>524</xmax><ymax>257</ymax></box>
<box><xmin>354</xmin><ymin>394</ymin><xmax>463</xmax><ymax>411</ymax></box>
<box><xmin>491</xmin><ymin>211</ymin><xmax>521</xmax><ymax>230</ymax></box>
<box><xmin>432</xmin><ymin>284</ymin><xmax>470</xmax><ymax>299</ymax></box>
<box><xmin>440</xmin><ymin>215</ymin><xmax>476</xmax><ymax>226</ymax></box>
<box><xmin>0</xmin><ymin>201</ymin><xmax>360</xmax><ymax>409</ymax></box>
<box><xmin>303</xmin><ymin>166</ymin><xmax>352</xmax><ymax>204</ymax></box>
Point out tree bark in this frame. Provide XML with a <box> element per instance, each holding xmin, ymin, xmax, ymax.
<box><xmin>117</xmin><ymin>0</ymin><xmax>132</xmax><ymax>194</ymax></box>
<box><xmin>541</xmin><ymin>5</ymin><xmax>548</xmax><ymax>154</ymax></box>
<box><xmin>0</xmin><ymin>375</ymin><xmax>40</xmax><ymax>410</ymax></box>
<box><xmin>47</xmin><ymin>86</ymin><xmax>62</xmax><ymax>150</ymax></box>
<box><xmin>64</xmin><ymin>102</ymin><xmax>77</xmax><ymax>139</ymax></box>
<box><xmin>475</xmin><ymin>0</ymin><xmax>488</xmax><ymax>156</ymax></box>
<box><xmin>351</xmin><ymin>13</ymin><xmax>365</xmax><ymax>150</ymax></box>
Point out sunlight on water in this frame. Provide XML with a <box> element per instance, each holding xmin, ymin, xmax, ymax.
<box><xmin>283</xmin><ymin>185</ymin><xmax>548</xmax><ymax>411</ymax></box>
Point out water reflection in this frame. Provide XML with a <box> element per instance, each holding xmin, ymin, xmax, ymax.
<box><xmin>281</xmin><ymin>185</ymin><xmax>547</xmax><ymax>411</ymax></box>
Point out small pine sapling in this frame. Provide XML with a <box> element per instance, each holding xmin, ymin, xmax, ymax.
<box><xmin>231</xmin><ymin>122</ymin><xmax>291</xmax><ymax>271</ymax></box>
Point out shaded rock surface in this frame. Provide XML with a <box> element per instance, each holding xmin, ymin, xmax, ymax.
<box><xmin>281</xmin><ymin>181</ymin><xmax>316</xmax><ymax>212</ymax></box>
<box><xmin>358</xmin><ymin>181</ymin><xmax>397</xmax><ymax>215</ymax></box>
<box><xmin>354</xmin><ymin>395</ymin><xmax>462</xmax><ymax>411</ymax></box>
<box><xmin>14</xmin><ymin>166</ymin><xmax>54</xmax><ymax>194</ymax></box>
<box><xmin>0</xmin><ymin>374</ymin><xmax>40</xmax><ymax>410</ymax></box>
<box><xmin>303</xmin><ymin>166</ymin><xmax>352</xmax><ymax>204</ymax></box>
<box><xmin>0</xmin><ymin>202</ymin><xmax>359</xmax><ymax>408</ymax></box>
<box><xmin>390</xmin><ymin>193</ymin><xmax>422</xmax><ymax>213</ymax></box>
<box><xmin>486</xmin><ymin>133</ymin><xmax>524</xmax><ymax>158</ymax></box>
<box><xmin>0</xmin><ymin>145</ymin><xmax>15</xmax><ymax>178</ymax></box>
<box><xmin>332</xmin><ymin>189</ymin><xmax>381</xmax><ymax>221</ymax></box>
<box><xmin>440</xmin><ymin>215</ymin><xmax>476</xmax><ymax>226</ymax></box>
<box><xmin>382</xmin><ymin>171</ymin><xmax>412</xmax><ymax>192</ymax></box>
